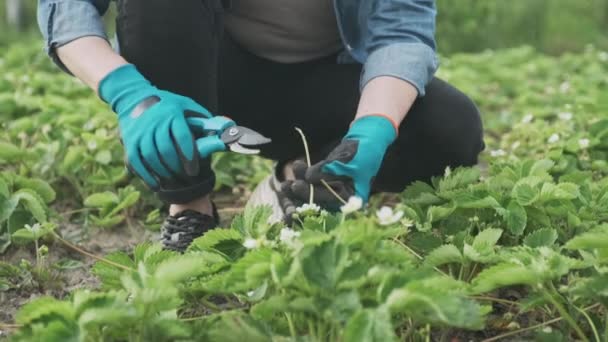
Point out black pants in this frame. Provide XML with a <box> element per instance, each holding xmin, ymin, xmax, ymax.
<box><xmin>116</xmin><ymin>0</ymin><xmax>485</xmax><ymax>204</ymax></box>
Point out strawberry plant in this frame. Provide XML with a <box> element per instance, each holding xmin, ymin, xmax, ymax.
<box><xmin>1</xmin><ymin>41</ymin><xmax>608</xmax><ymax>340</ymax></box>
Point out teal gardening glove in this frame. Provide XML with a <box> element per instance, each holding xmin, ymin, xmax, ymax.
<box><xmin>99</xmin><ymin>64</ymin><xmax>232</xmax><ymax>189</ymax></box>
<box><xmin>290</xmin><ymin>115</ymin><xmax>397</xmax><ymax>208</ymax></box>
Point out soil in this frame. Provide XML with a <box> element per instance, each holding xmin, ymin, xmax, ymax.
<box><xmin>0</xmin><ymin>188</ymin><xmax>248</xmax><ymax>337</ymax></box>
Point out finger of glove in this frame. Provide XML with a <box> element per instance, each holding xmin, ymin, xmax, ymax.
<box><xmin>196</xmin><ymin>135</ymin><xmax>226</xmax><ymax>158</ymax></box>
<box><xmin>183</xmin><ymin>98</ymin><xmax>213</xmax><ymax>118</ymax></box>
<box><xmin>127</xmin><ymin>151</ymin><xmax>158</xmax><ymax>189</ymax></box>
<box><xmin>292</xmin><ymin>160</ymin><xmax>309</xmax><ymax>180</ymax></box>
<box><xmin>170</xmin><ymin>116</ymin><xmax>199</xmax><ymax>176</ymax></box>
<box><xmin>187</xmin><ymin>116</ymin><xmax>235</xmax><ymax>136</ymax></box>
<box><xmin>140</xmin><ymin>131</ymin><xmax>172</xmax><ymax>179</ymax></box>
<box><xmin>324</xmin><ymin>161</ymin><xmax>371</xmax><ymax>202</ymax></box>
<box><xmin>305</xmin><ymin>160</ymin><xmax>354</xmax><ymax>185</ymax></box>
<box><xmin>291</xmin><ymin>179</ymin><xmax>352</xmax><ymax>205</ymax></box>
<box><xmin>155</xmin><ymin>119</ymin><xmax>182</xmax><ymax>174</ymax></box>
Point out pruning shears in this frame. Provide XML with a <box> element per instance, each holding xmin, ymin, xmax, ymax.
<box><xmin>187</xmin><ymin>116</ymin><xmax>271</xmax><ymax>156</ymax></box>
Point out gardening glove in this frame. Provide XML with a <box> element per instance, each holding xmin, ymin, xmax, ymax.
<box><xmin>290</xmin><ymin>115</ymin><xmax>397</xmax><ymax>208</ymax></box>
<box><xmin>99</xmin><ymin>64</ymin><xmax>230</xmax><ymax>190</ymax></box>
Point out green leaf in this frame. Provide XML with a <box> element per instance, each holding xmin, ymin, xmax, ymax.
<box><xmin>191</xmin><ymin>228</ymin><xmax>243</xmax><ymax>251</ymax></box>
<box><xmin>438</xmin><ymin>167</ymin><xmax>481</xmax><ymax>193</ymax></box>
<box><xmin>218</xmin><ymin>249</ymin><xmax>273</xmax><ymax>293</ymax></box>
<box><xmin>387</xmin><ymin>285</ymin><xmax>487</xmax><ymax>330</ymax></box>
<box><xmin>426</xmin><ymin>205</ymin><xmax>455</xmax><ymax>223</ymax></box>
<box><xmin>107</xmin><ymin>190</ymin><xmax>140</xmax><ymax>217</ymax></box>
<box><xmin>539</xmin><ymin>182</ymin><xmax>580</xmax><ymax>202</ymax></box>
<box><xmin>424</xmin><ymin>244</ymin><xmax>463</xmax><ymax>267</ymax></box>
<box><xmin>343</xmin><ymin>307</ymin><xmax>397</xmax><ymax>342</ymax></box>
<box><xmin>189</xmin><ymin>228</ymin><xmax>243</xmax><ymax>257</ymax></box>
<box><xmin>506</xmin><ymin>201</ymin><xmax>527</xmax><ymax>235</ymax></box>
<box><xmin>250</xmin><ymin>295</ymin><xmax>289</xmax><ymax>320</ymax></box>
<box><xmin>0</xmin><ymin>196</ymin><xmax>19</xmax><ymax>223</ymax></box>
<box><xmin>94</xmin><ymin>150</ymin><xmax>112</xmax><ymax>165</ymax></box>
<box><xmin>512</xmin><ymin>182</ymin><xmax>539</xmax><ymax>206</ymax></box>
<box><xmin>154</xmin><ymin>255</ymin><xmax>211</xmax><ymax>285</ymax></box>
<box><xmin>528</xmin><ymin>159</ymin><xmax>555</xmax><ymax>177</ymax></box>
<box><xmin>0</xmin><ymin>141</ymin><xmax>24</xmax><ymax>162</ymax></box>
<box><xmin>471</xmin><ymin>263</ymin><xmax>539</xmax><ymax>293</ymax></box>
<box><xmin>565</xmin><ymin>226</ymin><xmax>608</xmax><ymax>250</ymax></box>
<box><xmin>91</xmin><ymin>252</ymin><xmax>135</xmax><ymax>289</ymax></box>
<box><xmin>299</xmin><ymin>239</ymin><xmax>348</xmax><ymax>290</ymax></box>
<box><xmin>14</xmin><ymin>177</ymin><xmax>56</xmax><ymax>203</ymax></box>
<box><xmin>473</xmin><ymin>228</ymin><xmax>503</xmax><ymax>249</ymax></box>
<box><xmin>454</xmin><ymin>194</ymin><xmax>501</xmax><ymax>209</ymax></box>
<box><xmin>84</xmin><ymin>191</ymin><xmax>119</xmax><ymax>208</ymax></box>
<box><xmin>15</xmin><ymin>296</ymin><xmax>74</xmax><ymax>325</ymax></box>
<box><xmin>568</xmin><ymin>274</ymin><xmax>608</xmax><ymax>299</ymax></box>
<box><xmin>524</xmin><ymin>228</ymin><xmax>558</xmax><ymax>248</ymax></box>
<box><xmin>61</xmin><ymin>146</ymin><xmax>87</xmax><ymax>172</ymax></box>
<box><xmin>90</xmin><ymin>214</ymin><xmax>124</xmax><ymax>228</ymax></box>
<box><xmin>0</xmin><ymin>177</ymin><xmax>9</xmax><ymax>198</ymax></box>
<box><xmin>12</xmin><ymin>189</ymin><xmax>47</xmax><ymax>222</ymax></box>
<box><xmin>11</xmin><ymin>223</ymin><xmax>54</xmax><ymax>243</ymax></box>
<box><xmin>206</xmin><ymin>312</ymin><xmax>272</xmax><ymax>342</ymax></box>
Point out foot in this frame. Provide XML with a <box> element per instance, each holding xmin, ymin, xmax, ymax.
<box><xmin>161</xmin><ymin>203</ymin><xmax>219</xmax><ymax>252</ymax></box>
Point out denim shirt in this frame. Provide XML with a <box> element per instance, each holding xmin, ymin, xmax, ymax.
<box><xmin>37</xmin><ymin>0</ymin><xmax>438</xmax><ymax>96</ymax></box>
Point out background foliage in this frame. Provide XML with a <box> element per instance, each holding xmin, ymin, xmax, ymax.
<box><xmin>2</xmin><ymin>0</ymin><xmax>608</xmax><ymax>54</ymax></box>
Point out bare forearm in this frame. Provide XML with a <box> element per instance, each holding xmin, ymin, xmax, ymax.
<box><xmin>56</xmin><ymin>36</ymin><xmax>128</xmax><ymax>93</ymax></box>
<box><xmin>356</xmin><ymin>76</ymin><xmax>418</xmax><ymax>127</ymax></box>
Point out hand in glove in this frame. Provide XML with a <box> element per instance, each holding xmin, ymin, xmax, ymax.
<box><xmin>289</xmin><ymin>115</ymin><xmax>397</xmax><ymax>208</ymax></box>
<box><xmin>99</xmin><ymin>64</ymin><xmax>231</xmax><ymax>189</ymax></box>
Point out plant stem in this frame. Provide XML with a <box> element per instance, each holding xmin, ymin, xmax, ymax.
<box><xmin>307</xmin><ymin>320</ymin><xmax>316</xmax><ymax>340</ymax></box>
<box><xmin>481</xmin><ymin>303</ymin><xmax>600</xmax><ymax>342</ymax></box>
<box><xmin>543</xmin><ymin>284</ymin><xmax>588</xmax><ymax>342</ymax></box>
<box><xmin>604</xmin><ymin>306</ymin><xmax>608</xmax><ymax>342</ymax></box>
<box><xmin>295</xmin><ymin>127</ymin><xmax>314</xmax><ymax>205</ymax></box>
<box><xmin>392</xmin><ymin>238</ymin><xmax>449</xmax><ymax>277</ymax></box>
<box><xmin>574</xmin><ymin>304</ymin><xmax>600</xmax><ymax>342</ymax></box>
<box><xmin>53</xmin><ymin>232</ymin><xmax>134</xmax><ymax>272</ymax></box>
<box><xmin>34</xmin><ymin>238</ymin><xmax>40</xmax><ymax>269</ymax></box>
<box><xmin>469</xmin><ymin>296</ymin><xmax>520</xmax><ymax>307</ymax></box>
<box><xmin>320</xmin><ymin>179</ymin><xmax>347</xmax><ymax>205</ymax></box>
<box><xmin>285</xmin><ymin>313</ymin><xmax>297</xmax><ymax>339</ymax></box>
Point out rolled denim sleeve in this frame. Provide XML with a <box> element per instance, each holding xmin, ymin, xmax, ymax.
<box><xmin>37</xmin><ymin>0</ymin><xmax>111</xmax><ymax>73</ymax></box>
<box><xmin>361</xmin><ymin>0</ymin><xmax>439</xmax><ymax>96</ymax></box>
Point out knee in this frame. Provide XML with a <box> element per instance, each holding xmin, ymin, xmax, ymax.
<box><xmin>423</xmin><ymin>80</ymin><xmax>485</xmax><ymax>166</ymax></box>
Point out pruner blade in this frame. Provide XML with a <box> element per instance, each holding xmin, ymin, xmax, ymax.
<box><xmin>221</xmin><ymin>126</ymin><xmax>271</xmax><ymax>155</ymax></box>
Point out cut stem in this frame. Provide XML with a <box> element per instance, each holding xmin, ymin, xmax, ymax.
<box><xmin>53</xmin><ymin>232</ymin><xmax>133</xmax><ymax>272</ymax></box>
<box><xmin>294</xmin><ymin>127</ymin><xmax>314</xmax><ymax>204</ymax></box>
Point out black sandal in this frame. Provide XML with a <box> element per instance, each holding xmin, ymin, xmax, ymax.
<box><xmin>160</xmin><ymin>205</ymin><xmax>219</xmax><ymax>252</ymax></box>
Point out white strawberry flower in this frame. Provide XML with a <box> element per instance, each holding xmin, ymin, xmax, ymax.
<box><xmin>401</xmin><ymin>217</ymin><xmax>415</xmax><ymax>228</ymax></box>
<box><xmin>511</xmin><ymin>141</ymin><xmax>521</xmax><ymax>150</ymax></box>
<box><xmin>243</xmin><ymin>238</ymin><xmax>260</xmax><ymax>249</ymax></box>
<box><xmin>559</xmin><ymin>81</ymin><xmax>570</xmax><ymax>93</ymax></box>
<box><xmin>599</xmin><ymin>52</ymin><xmax>608</xmax><ymax>62</ymax></box>
<box><xmin>558</xmin><ymin>112</ymin><xmax>573</xmax><ymax>121</ymax></box>
<box><xmin>376</xmin><ymin>206</ymin><xmax>404</xmax><ymax>226</ymax></box>
<box><xmin>547</xmin><ymin>133</ymin><xmax>560</xmax><ymax>144</ymax></box>
<box><xmin>279</xmin><ymin>227</ymin><xmax>301</xmax><ymax>249</ymax></box>
<box><xmin>521</xmin><ymin>114</ymin><xmax>534</xmax><ymax>124</ymax></box>
<box><xmin>578</xmin><ymin>138</ymin><xmax>590</xmax><ymax>149</ymax></box>
<box><xmin>490</xmin><ymin>149</ymin><xmax>506</xmax><ymax>157</ymax></box>
<box><xmin>340</xmin><ymin>196</ymin><xmax>363</xmax><ymax>214</ymax></box>
<box><xmin>87</xmin><ymin>140</ymin><xmax>98</xmax><ymax>150</ymax></box>
<box><xmin>295</xmin><ymin>203</ymin><xmax>320</xmax><ymax>214</ymax></box>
